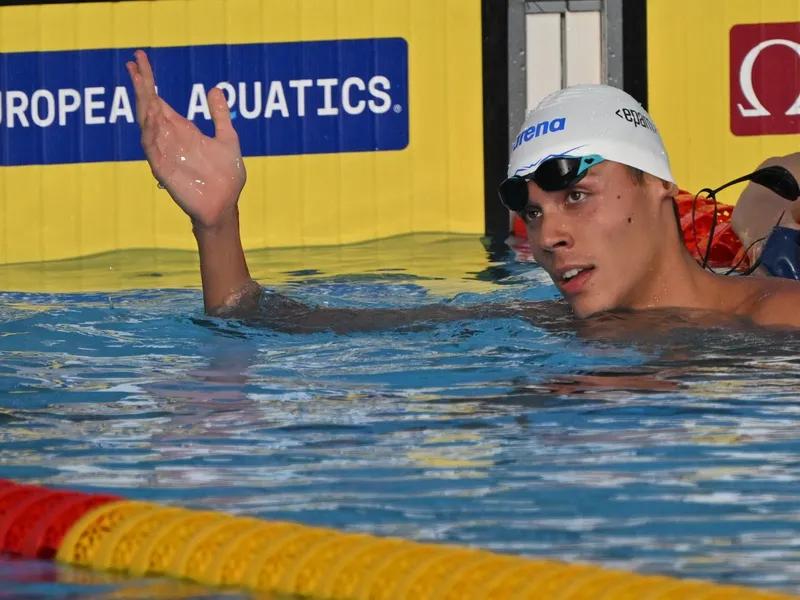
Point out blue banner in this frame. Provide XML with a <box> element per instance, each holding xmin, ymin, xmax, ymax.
<box><xmin>0</xmin><ymin>38</ymin><xmax>409</xmax><ymax>167</ymax></box>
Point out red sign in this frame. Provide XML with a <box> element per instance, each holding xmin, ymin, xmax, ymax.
<box><xmin>730</xmin><ymin>21</ymin><xmax>800</xmax><ymax>136</ymax></box>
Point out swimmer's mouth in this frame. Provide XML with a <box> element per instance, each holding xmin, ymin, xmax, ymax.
<box><xmin>556</xmin><ymin>265</ymin><xmax>595</xmax><ymax>284</ymax></box>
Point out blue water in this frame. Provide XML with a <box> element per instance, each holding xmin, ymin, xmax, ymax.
<box><xmin>1</xmin><ymin>235</ymin><xmax>800</xmax><ymax>598</ymax></box>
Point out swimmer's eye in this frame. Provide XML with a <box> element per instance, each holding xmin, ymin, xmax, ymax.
<box><xmin>566</xmin><ymin>190</ymin><xmax>588</xmax><ymax>204</ymax></box>
<box><xmin>521</xmin><ymin>206</ymin><xmax>542</xmax><ymax>222</ymax></box>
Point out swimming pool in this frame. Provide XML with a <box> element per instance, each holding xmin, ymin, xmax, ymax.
<box><xmin>1</xmin><ymin>233</ymin><xmax>799</xmax><ymax>597</ymax></box>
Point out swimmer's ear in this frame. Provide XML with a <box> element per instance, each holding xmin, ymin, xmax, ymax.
<box><xmin>649</xmin><ymin>175</ymin><xmax>679</xmax><ymax>199</ymax></box>
<box><xmin>643</xmin><ymin>175</ymin><xmax>679</xmax><ymax>215</ymax></box>
<box><xmin>664</xmin><ymin>180</ymin><xmax>680</xmax><ymax>198</ymax></box>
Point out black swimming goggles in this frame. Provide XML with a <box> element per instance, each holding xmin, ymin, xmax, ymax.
<box><xmin>498</xmin><ymin>154</ymin><xmax>605</xmax><ymax>213</ymax></box>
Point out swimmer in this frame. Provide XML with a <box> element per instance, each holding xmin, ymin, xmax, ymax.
<box><xmin>126</xmin><ymin>49</ymin><xmax>800</xmax><ymax>333</ymax></box>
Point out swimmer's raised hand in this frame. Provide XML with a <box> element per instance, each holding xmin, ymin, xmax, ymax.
<box><xmin>126</xmin><ymin>50</ymin><xmax>247</xmax><ymax>229</ymax></box>
<box><xmin>126</xmin><ymin>49</ymin><xmax>256</xmax><ymax>316</ymax></box>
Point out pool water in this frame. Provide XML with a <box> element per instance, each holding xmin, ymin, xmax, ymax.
<box><xmin>1</xmin><ymin>234</ymin><xmax>799</xmax><ymax>598</ymax></box>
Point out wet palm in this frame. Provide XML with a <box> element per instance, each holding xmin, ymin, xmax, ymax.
<box><xmin>126</xmin><ymin>50</ymin><xmax>246</xmax><ymax>228</ymax></box>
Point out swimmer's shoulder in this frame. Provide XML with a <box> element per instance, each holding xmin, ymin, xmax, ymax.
<box><xmin>736</xmin><ymin>276</ymin><xmax>800</xmax><ymax>329</ymax></box>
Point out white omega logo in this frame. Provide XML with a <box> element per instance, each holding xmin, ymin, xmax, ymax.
<box><xmin>737</xmin><ymin>38</ymin><xmax>800</xmax><ymax>117</ymax></box>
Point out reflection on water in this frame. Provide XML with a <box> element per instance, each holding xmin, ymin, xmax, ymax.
<box><xmin>0</xmin><ymin>559</ymin><xmax>256</xmax><ymax>598</ymax></box>
<box><xmin>0</xmin><ymin>235</ymin><xmax>800</xmax><ymax>597</ymax></box>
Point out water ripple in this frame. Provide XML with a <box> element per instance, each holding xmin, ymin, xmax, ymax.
<box><xmin>0</xmin><ymin>242</ymin><xmax>799</xmax><ymax>597</ymax></box>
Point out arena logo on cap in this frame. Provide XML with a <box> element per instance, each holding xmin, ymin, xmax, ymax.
<box><xmin>0</xmin><ymin>38</ymin><xmax>409</xmax><ymax>167</ymax></box>
<box><xmin>730</xmin><ymin>21</ymin><xmax>800</xmax><ymax>137</ymax></box>
<box><xmin>615</xmin><ymin>108</ymin><xmax>658</xmax><ymax>134</ymax></box>
<box><xmin>512</xmin><ymin>118</ymin><xmax>567</xmax><ymax>151</ymax></box>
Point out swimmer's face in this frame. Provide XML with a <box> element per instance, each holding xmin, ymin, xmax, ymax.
<box><xmin>521</xmin><ymin>161</ymin><xmax>673</xmax><ymax>319</ymax></box>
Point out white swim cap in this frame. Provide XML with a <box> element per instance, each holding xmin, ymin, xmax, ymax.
<box><xmin>508</xmin><ymin>84</ymin><xmax>675</xmax><ymax>184</ymax></box>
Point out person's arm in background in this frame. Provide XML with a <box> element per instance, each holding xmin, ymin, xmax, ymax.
<box><xmin>731</xmin><ymin>152</ymin><xmax>800</xmax><ymax>271</ymax></box>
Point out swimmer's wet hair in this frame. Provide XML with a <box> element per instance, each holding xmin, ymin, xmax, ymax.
<box><xmin>626</xmin><ymin>166</ymin><xmax>682</xmax><ymax>234</ymax></box>
<box><xmin>626</xmin><ymin>166</ymin><xmax>646</xmax><ymax>185</ymax></box>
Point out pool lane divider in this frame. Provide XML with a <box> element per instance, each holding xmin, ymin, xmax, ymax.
<box><xmin>0</xmin><ymin>479</ymin><xmax>792</xmax><ymax>599</ymax></box>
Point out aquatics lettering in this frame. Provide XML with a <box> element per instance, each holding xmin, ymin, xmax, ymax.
<box><xmin>0</xmin><ymin>38</ymin><xmax>409</xmax><ymax>166</ymax></box>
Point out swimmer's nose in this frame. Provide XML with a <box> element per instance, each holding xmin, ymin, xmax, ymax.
<box><xmin>537</xmin><ymin>214</ymin><xmax>573</xmax><ymax>252</ymax></box>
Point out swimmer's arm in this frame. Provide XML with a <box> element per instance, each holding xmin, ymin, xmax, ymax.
<box><xmin>194</xmin><ymin>209</ymin><xmax>263</xmax><ymax>315</ymax></box>
<box><xmin>220</xmin><ymin>288</ymin><xmax>573</xmax><ymax>334</ymax></box>
<box><xmin>192</xmin><ymin>214</ymin><xmax>575</xmax><ymax>331</ymax></box>
<box><xmin>192</xmin><ymin>217</ymin><xmax>573</xmax><ymax>332</ymax></box>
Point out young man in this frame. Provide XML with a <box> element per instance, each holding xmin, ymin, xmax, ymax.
<box><xmin>126</xmin><ymin>50</ymin><xmax>800</xmax><ymax>333</ymax></box>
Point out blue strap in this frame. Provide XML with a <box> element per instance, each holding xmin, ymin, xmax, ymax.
<box><xmin>759</xmin><ymin>226</ymin><xmax>800</xmax><ymax>280</ymax></box>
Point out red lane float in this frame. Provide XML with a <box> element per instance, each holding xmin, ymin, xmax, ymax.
<box><xmin>0</xmin><ymin>480</ymin><xmax>120</xmax><ymax>560</ymax></box>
